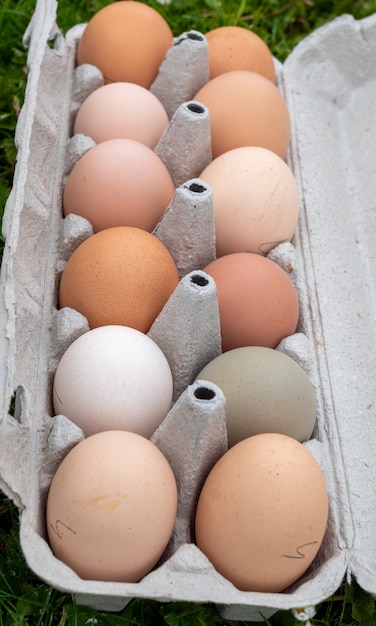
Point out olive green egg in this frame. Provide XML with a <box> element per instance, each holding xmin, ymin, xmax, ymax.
<box><xmin>196</xmin><ymin>346</ymin><xmax>316</xmax><ymax>447</ymax></box>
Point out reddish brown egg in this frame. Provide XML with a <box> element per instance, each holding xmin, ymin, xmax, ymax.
<box><xmin>203</xmin><ymin>252</ymin><xmax>299</xmax><ymax>351</ymax></box>
<box><xmin>76</xmin><ymin>1</ymin><xmax>174</xmax><ymax>88</ymax></box>
<box><xmin>59</xmin><ymin>226</ymin><xmax>179</xmax><ymax>332</ymax></box>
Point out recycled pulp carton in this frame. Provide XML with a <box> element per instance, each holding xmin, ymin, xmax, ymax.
<box><xmin>1</xmin><ymin>0</ymin><xmax>376</xmax><ymax>620</ymax></box>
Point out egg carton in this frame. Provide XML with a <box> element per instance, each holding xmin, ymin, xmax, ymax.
<box><xmin>1</xmin><ymin>0</ymin><xmax>376</xmax><ymax>620</ymax></box>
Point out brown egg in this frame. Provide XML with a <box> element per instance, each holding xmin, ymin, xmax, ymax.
<box><xmin>76</xmin><ymin>1</ymin><xmax>174</xmax><ymax>88</ymax></box>
<box><xmin>205</xmin><ymin>26</ymin><xmax>276</xmax><ymax>82</ymax></box>
<box><xmin>194</xmin><ymin>70</ymin><xmax>290</xmax><ymax>159</ymax></box>
<box><xmin>59</xmin><ymin>226</ymin><xmax>179</xmax><ymax>331</ymax></box>
<box><xmin>203</xmin><ymin>252</ymin><xmax>299</xmax><ymax>351</ymax></box>
<box><xmin>195</xmin><ymin>433</ymin><xmax>329</xmax><ymax>592</ymax></box>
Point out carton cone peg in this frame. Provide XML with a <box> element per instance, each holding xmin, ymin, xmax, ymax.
<box><xmin>148</xmin><ymin>270</ymin><xmax>222</xmax><ymax>401</ymax></box>
<box><xmin>154</xmin><ymin>101</ymin><xmax>212</xmax><ymax>187</ymax></box>
<box><xmin>153</xmin><ymin>178</ymin><xmax>216</xmax><ymax>278</ymax></box>
<box><xmin>58</xmin><ymin>214</ymin><xmax>94</xmax><ymax>267</ymax></box>
<box><xmin>151</xmin><ymin>30</ymin><xmax>209</xmax><ymax>119</ymax></box>
<box><xmin>70</xmin><ymin>63</ymin><xmax>104</xmax><ymax>121</ymax></box>
<box><xmin>151</xmin><ymin>379</ymin><xmax>228</xmax><ymax>559</ymax></box>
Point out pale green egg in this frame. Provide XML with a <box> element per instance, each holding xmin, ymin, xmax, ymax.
<box><xmin>196</xmin><ymin>346</ymin><xmax>316</xmax><ymax>447</ymax></box>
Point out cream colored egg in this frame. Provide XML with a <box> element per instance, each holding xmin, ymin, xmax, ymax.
<box><xmin>199</xmin><ymin>146</ymin><xmax>300</xmax><ymax>257</ymax></box>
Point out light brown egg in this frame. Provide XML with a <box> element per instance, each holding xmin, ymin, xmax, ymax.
<box><xmin>76</xmin><ymin>1</ymin><xmax>174</xmax><ymax>88</ymax></box>
<box><xmin>195</xmin><ymin>433</ymin><xmax>329</xmax><ymax>592</ymax></box>
<box><xmin>194</xmin><ymin>70</ymin><xmax>290</xmax><ymax>159</ymax></box>
<box><xmin>63</xmin><ymin>139</ymin><xmax>175</xmax><ymax>233</ymax></box>
<box><xmin>46</xmin><ymin>431</ymin><xmax>178</xmax><ymax>582</ymax></box>
<box><xmin>203</xmin><ymin>252</ymin><xmax>299</xmax><ymax>352</ymax></box>
<box><xmin>205</xmin><ymin>26</ymin><xmax>276</xmax><ymax>82</ymax></box>
<box><xmin>58</xmin><ymin>226</ymin><xmax>179</xmax><ymax>332</ymax></box>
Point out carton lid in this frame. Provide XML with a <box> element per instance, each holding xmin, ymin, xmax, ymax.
<box><xmin>283</xmin><ymin>12</ymin><xmax>376</xmax><ymax>595</ymax></box>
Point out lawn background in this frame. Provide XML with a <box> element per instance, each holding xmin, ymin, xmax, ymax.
<box><xmin>1</xmin><ymin>0</ymin><xmax>376</xmax><ymax>624</ymax></box>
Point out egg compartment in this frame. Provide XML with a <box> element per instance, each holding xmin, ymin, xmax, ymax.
<box><xmin>0</xmin><ymin>0</ymin><xmax>375</xmax><ymax>620</ymax></box>
<box><xmin>0</xmin><ymin>2</ymin><xmax>342</xmax><ymax>619</ymax></box>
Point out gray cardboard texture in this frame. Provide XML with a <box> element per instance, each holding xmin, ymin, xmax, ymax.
<box><xmin>281</xmin><ymin>12</ymin><xmax>376</xmax><ymax>597</ymax></box>
<box><xmin>0</xmin><ymin>0</ymin><xmax>375</xmax><ymax>620</ymax></box>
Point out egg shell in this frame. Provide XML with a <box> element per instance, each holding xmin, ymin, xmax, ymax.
<box><xmin>199</xmin><ymin>146</ymin><xmax>300</xmax><ymax>256</ymax></box>
<box><xmin>76</xmin><ymin>1</ymin><xmax>174</xmax><ymax>88</ymax></box>
<box><xmin>63</xmin><ymin>138</ymin><xmax>175</xmax><ymax>233</ymax></box>
<box><xmin>73</xmin><ymin>82</ymin><xmax>169</xmax><ymax>148</ymax></box>
<box><xmin>46</xmin><ymin>430</ymin><xmax>178</xmax><ymax>582</ymax></box>
<box><xmin>205</xmin><ymin>26</ymin><xmax>276</xmax><ymax>82</ymax></box>
<box><xmin>203</xmin><ymin>252</ymin><xmax>299</xmax><ymax>351</ymax></box>
<box><xmin>194</xmin><ymin>433</ymin><xmax>329</xmax><ymax>592</ymax></box>
<box><xmin>53</xmin><ymin>325</ymin><xmax>173</xmax><ymax>438</ymax></box>
<box><xmin>194</xmin><ymin>70</ymin><xmax>290</xmax><ymax>159</ymax></box>
<box><xmin>196</xmin><ymin>346</ymin><xmax>316</xmax><ymax>447</ymax></box>
<box><xmin>58</xmin><ymin>226</ymin><xmax>179</xmax><ymax>332</ymax></box>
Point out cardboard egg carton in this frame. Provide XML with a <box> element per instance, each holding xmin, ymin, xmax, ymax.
<box><xmin>1</xmin><ymin>0</ymin><xmax>376</xmax><ymax>619</ymax></box>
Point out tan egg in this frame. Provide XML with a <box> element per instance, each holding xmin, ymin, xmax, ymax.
<box><xmin>58</xmin><ymin>226</ymin><xmax>179</xmax><ymax>332</ymax></box>
<box><xmin>205</xmin><ymin>26</ymin><xmax>276</xmax><ymax>82</ymax></box>
<box><xmin>199</xmin><ymin>146</ymin><xmax>300</xmax><ymax>257</ymax></box>
<box><xmin>194</xmin><ymin>70</ymin><xmax>290</xmax><ymax>159</ymax></box>
<box><xmin>195</xmin><ymin>433</ymin><xmax>329</xmax><ymax>592</ymax></box>
<box><xmin>46</xmin><ymin>431</ymin><xmax>178</xmax><ymax>582</ymax></box>
<box><xmin>63</xmin><ymin>138</ymin><xmax>175</xmax><ymax>233</ymax></box>
<box><xmin>203</xmin><ymin>253</ymin><xmax>299</xmax><ymax>352</ymax></box>
<box><xmin>76</xmin><ymin>1</ymin><xmax>173</xmax><ymax>88</ymax></box>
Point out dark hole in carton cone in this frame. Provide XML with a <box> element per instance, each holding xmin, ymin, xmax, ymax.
<box><xmin>187</xmin><ymin>102</ymin><xmax>205</xmax><ymax>115</ymax></box>
<box><xmin>175</xmin><ymin>31</ymin><xmax>205</xmax><ymax>46</ymax></box>
<box><xmin>186</xmin><ymin>32</ymin><xmax>205</xmax><ymax>41</ymax></box>
<box><xmin>187</xmin><ymin>182</ymin><xmax>207</xmax><ymax>193</ymax></box>
<box><xmin>190</xmin><ymin>273</ymin><xmax>209</xmax><ymax>287</ymax></box>
<box><xmin>194</xmin><ymin>386</ymin><xmax>216</xmax><ymax>400</ymax></box>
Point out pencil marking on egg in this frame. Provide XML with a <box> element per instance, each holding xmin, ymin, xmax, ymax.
<box><xmin>281</xmin><ymin>541</ymin><xmax>319</xmax><ymax>559</ymax></box>
<box><xmin>50</xmin><ymin>520</ymin><xmax>77</xmax><ymax>540</ymax></box>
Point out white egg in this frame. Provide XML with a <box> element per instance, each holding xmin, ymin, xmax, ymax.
<box><xmin>53</xmin><ymin>325</ymin><xmax>173</xmax><ymax>437</ymax></box>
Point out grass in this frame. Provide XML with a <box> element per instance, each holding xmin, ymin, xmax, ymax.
<box><xmin>1</xmin><ymin>0</ymin><xmax>376</xmax><ymax>624</ymax></box>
